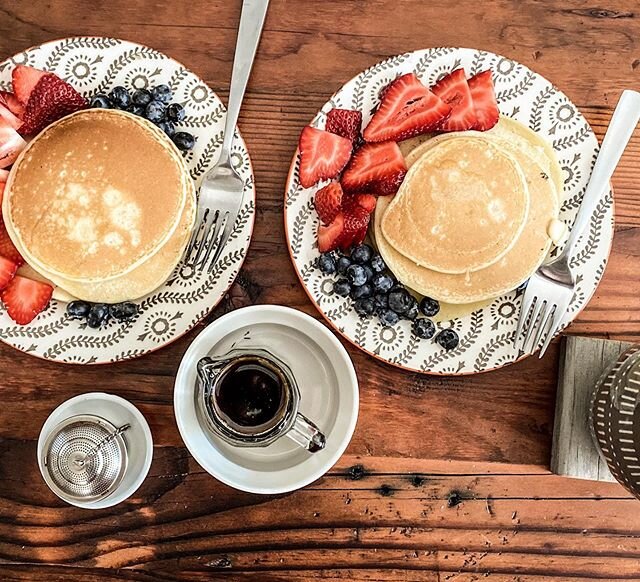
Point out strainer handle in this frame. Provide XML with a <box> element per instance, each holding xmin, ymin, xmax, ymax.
<box><xmin>82</xmin><ymin>423</ymin><xmax>130</xmax><ymax>463</ymax></box>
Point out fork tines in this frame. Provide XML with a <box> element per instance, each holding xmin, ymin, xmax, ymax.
<box><xmin>186</xmin><ymin>209</ymin><xmax>226</xmax><ymax>272</ymax></box>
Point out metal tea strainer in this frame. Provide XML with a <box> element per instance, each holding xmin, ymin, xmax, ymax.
<box><xmin>41</xmin><ymin>414</ymin><xmax>129</xmax><ymax>503</ymax></box>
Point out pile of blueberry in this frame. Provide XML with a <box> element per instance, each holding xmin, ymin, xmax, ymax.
<box><xmin>66</xmin><ymin>300</ymin><xmax>139</xmax><ymax>329</ymax></box>
<box><xmin>89</xmin><ymin>85</ymin><xmax>196</xmax><ymax>152</ymax></box>
<box><xmin>317</xmin><ymin>244</ymin><xmax>459</xmax><ymax>350</ymax></box>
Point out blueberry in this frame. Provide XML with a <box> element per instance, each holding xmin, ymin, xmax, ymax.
<box><xmin>370</xmin><ymin>254</ymin><xmax>386</xmax><ymax>273</ymax></box>
<box><xmin>317</xmin><ymin>253</ymin><xmax>336</xmax><ymax>274</ymax></box>
<box><xmin>372</xmin><ymin>273</ymin><xmax>394</xmax><ymax>293</ymax></box>
<box><xmin>388</xmin><ymin>288</ymin><xmax>414</xmax><ymax>315</ymax></box>
<box><xmin>373</xmin><ymin>292</ymin><xmax>389</xmax><ymax>313</ymax></box>
<box><xmin>145</xmin><ymin>100</ymin><xmax>167</xmax><ymax>123</ymax></box>
<box><xmin>336</xmin><ymin>256</ymin><xmax>351</xmax><ymax>275</ymax></box>
<box><xmin>132</xmin><ymin>88</ymin><xmax>153</xmax><ymax>106</ymax></box>
<box><xmin>86</xmin><ymin>304</ymin><xmax>110</xmax><ymax>328</ymax></box>
<box><xmin>166</xmin><ymin>103</ymin><xmax>186</xmax><ymax>122</ymax></box>
<box><xmin>436</xmin><ymin>328</ymin><xmax>459</xmax><ymax>351</ymax></box>
<box><xmin>109</xmin><ymin>86</ymin><xmax>131</xmax><ymax>109</ymax></box>
<box><xmin>151</xmin><ymin>84</ymin><xmax>173</xmax><ymax>103</ymax></box>
<box><xmin>66</xmin><ymin>300</ymin><xmax>91</xmax><ymax>319</ymax></box>
<box><xmin>419</xmin><ymin>296</ymin><xmax>440</xmax><ymax>317</ymax></box>
<box><xmin>413</xmin><ymin>318</ymin><xmax>436</xmax><ymax>339</ymax></box>
<box><xmin>129</xmin><ymin>104</ymin><xmax>146</xmax><ymax>117</ymax></box>
<box><xmin>346</xmin><ymin>264</ymin><xmax>367</xmax><ymax>287</ymax></box>
<box><xmin>333</xmin><ymin>279</ymin><xmax>351</xmax><ymax>297</ymax></box>
<box><xmin>351</xmin><ymin>283</ymin><xmax>373</xmax><ymax>300</ymax></box>
<box><xmin>350</xmin><ymin>244</ymin><xmax>373</xmax><ymax>264</ymax></box>
<box><xmin>158</xmin><ymin>120</ymin><xmax>176</xmax><ymax>137</ymax></box>
<box><xmin>90</xmin><ymin>94</ymin><xmax>112</xmax><ymax>109</ymax></box>
<box><xmin>109</xmin><ymin>302</ymin><xmax>139</xmax><ymax>321</ymax></box>
<box><xmin>354</xmin><ymin>297</ymin><xmax>376</xmax><ymax>317</ymax></box>
<box><xmin>173</xmin><ymin>131</ymin><xmax>196</xmax><ymax>151</ymax></box>
<box><xmin>404</xmin><ymin>299</ymin><xmax>419</xmax><ymax>320</ymax></box>
<box><xmin>379</xmin><ymin>308</ymin><xmax>400</xmax><ymax>327</ymax></box>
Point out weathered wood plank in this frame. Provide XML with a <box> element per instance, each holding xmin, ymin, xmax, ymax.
<box><xmin>552</xmin><ymin>337</ymin><xmax>633</xmax><ymax>481</ymax></box>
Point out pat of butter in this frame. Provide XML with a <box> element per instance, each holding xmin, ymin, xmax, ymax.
<box><xmin>547</xmin><ymin>218</ymin><xmax>567</xmax><ymax>245</ymax></box>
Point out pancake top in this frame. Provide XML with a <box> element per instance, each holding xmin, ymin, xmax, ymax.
<box><xmin>4</xmin><ymin>109</ymin><xmax>188</xmax><ymax>282</ymax></box>
<box><xmin>381</xmin><ymin>136</ymin><xmax>530</xmax><ymax>274</ymax></box>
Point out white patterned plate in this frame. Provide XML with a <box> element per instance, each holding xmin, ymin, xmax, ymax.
<box><xmin>284</xmin><ymin>48</ymin><xmax>614</xmax><ymax>375</ymax></box>
<box><xmin>0</xmin><ymin>37</ymin><xmax>255</xmax><ymax>364</ymax></box>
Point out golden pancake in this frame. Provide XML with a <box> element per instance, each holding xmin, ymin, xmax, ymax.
<box><xmin>381</xmin><ymin>136</ymin><xmax>530</xmax><ymax>274</ymax></box>
<box><xmin>374</xmin><ymin>125</ymin><xmax>560</xmax><ymax>304</ymax></box>
<box><xmin>9</xmin><ymin>177</ymin><xmax>196</xmax><ymax>303</ymax></box>
<box><xmin>3</xmin><ymin>109</ymin><xmax>189</xmax><ymax>283</ymax></box>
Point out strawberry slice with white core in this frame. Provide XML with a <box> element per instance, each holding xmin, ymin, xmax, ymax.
<box><xmin>0</xmin><ymin>126</ymin><xmax>26</xmax><ymax>169</ymax></box>
<box><xmin>363</xmin><ymin>73</ymin><xmax>452</xmax><ymax>142</ymax></box>
<box><xmin>298</xmin><ymin>126</ymin><xmax>352</xmax><ymax>188</ymax></box>
<box><xmin>0</xmin><ymin>168</ymin><xmax>8</xmax><ymax>183</ymax></box>
<box><xmin>0</xmin><ymin>255</ymin><xmax>17</xmax><ymax>291</ymax></box>
<box><xmin>341</xmin><ymin>141</ymin><xmax>407</xmax><ymax>196</ymax></box>
<box><xmin>0</xmin><ymin>103</ymin><xmax>22</xmax><ymax>130</ymax></box>
<box><xmin>1</xmin><ymin>274</ymin><xmax>53</xmax><ymax>325</ymax></box>
<box><xmin>12</xmin><ymin>65</ymin><xmax>47</xmax><ymax>104</ymax></box>
<box><xmin>317</xmin><ymin>211</ymin><xmax>345</xmax><ymax>253</ymax></box>
<box><xmin>431</xmin><ymin>69</ymin><xmax>477</xmax><ymax>132</ymax></box>
<box><xmin>468</xmin><ymin>70</ymin><xmax>499</xmax><ymax>131</ymax></box>
<box><xmin>0</xmin><ymin>91</ymin><xmax>25</xmax><ymax>118</ymax></box>
<box><xmin>314</xmin><ymin>182</ymin><xmax>343</xmax><ymax>225</ymax></box>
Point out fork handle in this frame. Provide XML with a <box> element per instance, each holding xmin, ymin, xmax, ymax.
<box><xmin>219</xmin><ymin>0</ymin><xmax>269</xmax><ymax>165</ymax></box>
<box><xmin>562</xmin><ymin>89</ymin><xmax>640</xmax><ymax>256</ymax></box>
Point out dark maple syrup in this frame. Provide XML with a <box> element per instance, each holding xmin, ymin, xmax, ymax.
<box><xmin>214</xmin><ymin>357</ymin><xmax>284</xmax><ymax>428</ymax></box>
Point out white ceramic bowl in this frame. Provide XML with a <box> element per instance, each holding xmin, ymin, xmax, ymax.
<box><xmin>174</xmin><ymin>305</ymin><xmax>359</xmax><ymax>494</ymax></box>
<box><xmin>37</xmin><ymin>392</ymin><xmax>153</xmax><ymax>509</ymax></box>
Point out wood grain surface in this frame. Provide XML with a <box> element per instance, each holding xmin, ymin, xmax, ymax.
<box><xmin>1</xmin><ymin>0</ymin><xmax>639</xmax><ymax>579</ymax></box>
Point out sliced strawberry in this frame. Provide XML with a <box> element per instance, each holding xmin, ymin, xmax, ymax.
<box><xmin>341</xmin><ymin>141</ymin><xmax>407</xmax><ymax>196</ymax></box>
<box><xmin>0</xmin><ymin>169</ymin><xmax>9</xmax><ymax>183</ymax></box>
<box><xmin>314</xmin><ymin>182</ymin><xmax>343</xmax><ymax>225</ymax></box>
<box><xmin>0</xmin><ymin>221</ymin><xmax>24</xmax><ymax>265</ymax></box>
<box><xmin>0</xmin><ymin>126</ymin><xmax>27</xmax><ymax>169</ymax></box>
<box><xmin>0</xmin><ymin>256</ymin><xmax>17</xmax><ymax>291</ymax></box>
<box><xmin>0</xmin><ymin>182</ymin><xmax>5</xmax><ymax>206</ymax></box>
<box><xmin>431</xmin><ymin>69</ymin><xmax>477</xmax><ymax>132</ymax></box>
<box><xmin>19</xmin><ymin>74</ymin><xmax>88</xmax><ymax>136</ymax></box>
<box><xmin>338</xmin><ymin>201</ymin><xmax>370</xmax><ymax>251</ymax></box>
<box><xmin>12</xmin><ymin>65</ymin><xmax>47</xmax><ymax>104</ymax></box>
<box><xmin>298</xmin><ymin>126</ymin><xmax>352</xmax><ymax>188</ymax></box>
<box><xmin>468</xmin><ymin>70</ymin><xmax>499</xmax><ymax>131</ymax></box>
<box><xmin>353</xmin><ymin>193</ymin><xmax>377</xmax><ymax>213</ymax></box>
<box><xmin>325</xmin><ymin>109</ymin><xmax>362</xmax><ymax>143</ymax></box>
<box><xmin>0</xmin><ymin>103</ymin><xmax>22</xmax><ymax>130</ymax></box>
<box><xmin>0</xmin><ymin>91</ymin><xmax>25</xmax><ymax>118</ymax></box>
<box><xmin>1</xmin><ymin>274</ymin><xmax>52</xmax><ymax>325</ymax></box>
<box><xmin>317</xmin><ymin>211</ymin><xmax>345</xmax><ymax>253</ymax></box>
<box><xmin>363</xmin><ymin>73</ymin><xmax>451</xmax><ymax>142</ymax></box>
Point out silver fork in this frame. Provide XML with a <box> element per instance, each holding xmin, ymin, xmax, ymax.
<box><xmin>515</xmin><ymin>89</ymin><xmax>640</xmax><ymax>357</ymax></box>
<box><xmin>185</xmin><ymin>0</ymin><xmax>269</xmax><ymax>272</ymax></box>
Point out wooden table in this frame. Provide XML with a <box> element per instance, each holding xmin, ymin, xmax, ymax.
<box><xmin>1</xmin><ymin>1</ymin><xmax>639</xmax><ymax>580</ymax></box>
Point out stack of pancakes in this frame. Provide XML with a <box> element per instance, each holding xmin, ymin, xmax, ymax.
<box><xmin>374</xmin><ymin>117</ymin><xmax>564</xmax><ymax>304</ymax></box>
<box><xmin>2</xmin><ymin>109</ymin><xmax>196</xmax><ymax>303</ymax></box>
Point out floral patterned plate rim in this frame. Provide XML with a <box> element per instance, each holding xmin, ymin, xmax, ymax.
<box><xmin>284</xmin><ymin>47</ymin><xmax>614</xmax><ymax>376</ymax></box>
<box><xmin>0</xmin><ymin>37</ymin><xmax>256</xmax><ymax>364</ymax></box>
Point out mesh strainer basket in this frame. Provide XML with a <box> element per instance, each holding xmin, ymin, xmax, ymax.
<box><xmin>41</xmin><ymin>414</ymin><xmax>128</xmax><ymax>503</ymax></box>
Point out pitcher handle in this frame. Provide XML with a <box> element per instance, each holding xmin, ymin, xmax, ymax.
<box><xmin>286</xmin><ymin>412</ymin><xmax>326</xmax><ymax>453</ymax></box>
